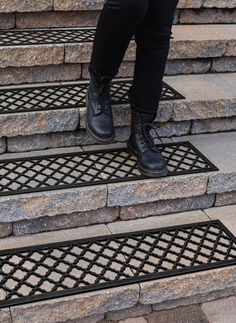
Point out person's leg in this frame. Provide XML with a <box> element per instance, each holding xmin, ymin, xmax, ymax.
<box><xmin>88</xmin><ymin>0</ymin><xmax>149</xmax><ymax>80</ymax></box>
<box><xmin>129</xmin><ymin>0</ymin><xmax>179</xmax><ymax>115</ymax></box>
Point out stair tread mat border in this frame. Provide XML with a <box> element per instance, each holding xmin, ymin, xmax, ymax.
<box><xmin>0</xmin><ymin>141</ymin><xmax>218</xmax><ymax>197</ymax></box>
<box><xmin>0</xmin><ymin>219</ymin><xmax>235</xmax><ymax>308</ymax></box>
<box><xmin>0</xmin><ymin>79</ymin><xmax>185</xmax><ymax>114</ymax></box>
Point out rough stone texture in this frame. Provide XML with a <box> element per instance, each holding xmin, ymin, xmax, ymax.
<box><xmin>16</xmin><ymin>10</ymin><xmax>99</xmax><ymax>28</ymax></box>
<box><xmin>106</xmin><ymin>304</ymin><xmax>152</xmax><ymax>321</ymax></box>
<box><xmin>0</xmin><ymin>137</ymin><xmax>6</xmax><ymax>154</ymax></box>
<box><xmin>66</xmin><ymin>314</ymin><xmax>105</xmax><ymax>323</ymax></box>
<box><xmin>165</xmin><ymin>58</ymin><xmax>211</xmax><ymax>75</ymax></box>
<box><xmin>120</xmin><ymin>194</ymin><xmax>215</xmax><ymax>220</ymax></box>
<box><xmin>0</xmin><ymin>0</ymin><xmax>53</xmax><ymax>12</ymax></box>
<box><xmin>107</xmin><ymin>174</ymin><xmax>208</xmax><ymax>207</ymax></box>
<box><xmin>173</xmin><ymin>132</ymin><xmax>236</xmax><ymax>195</ymax></box>
<box><xmin>215</xmin><ymin>191</ymin><xmax>236</xmax><ymax>206</ymax></box>
<box><xmin>201</xmin><ymin>295</ymin><xmax>236</xmax><ymax>323</ymax></box>
<box><xmin>108</xmin><ymin>210</ymin><xmax>208</xmax><ymax>234</ymax></box>
<box><xmin>0</xmin><ymin>109</ymin><xmax>79</xmax><ymax>137</ymax></box>
<box><xmin>0</xmin><ymin>222</ymin><xmax>12</xmax><ymax>238</ymax></box>
<box><xmin>0</xmin><ymin>64</ymin><xmax>82</xmax><ymax>85</ymax></box>
<box><xmin>212</xmin><ymin>57</ymin><xmax>236</xmax><ymax>72</ymax></box>
<box><xmin>204</xmin><ymin>205</ymin><xmax>236</xmax><ymax>235</ymax></box>
<box><xmin>0</xmin><ymin>223</ymin><xmax>110</xmax><ymax>250</ymax></box>
<box><xmin>54</xmin><ymin>0</ymin><xmax>103</xmax><ymax>11</ymax></box>
<box><xmin>180</xmin><ymin>8</ymin><xmax>236</xmax><ymax>24</ymax></box>
<box><xmin>0</xmin><ymin>44</ymin><xmax>64</xmax><ymax>68</ymax></box>
<box><xmin>119</xmin><ymin>318</ymin><xmax>147</xmax><ymax>323</ymax></box>
<box><xmin>0</xmin><ymin>185</ymin><xmax>107</xmax><ymax>222</ymax></box>
<box><xmin>141</xmin><ymin>265</ymin><xmax>236</xmax><ymax>308</ymax></box>
<box><xmin>0</xmin><ymin>308</ymin><xmax>11</xmax><ymax>323</ymax></box>
<box><xmin>10</xmin><ymin>284</ymin><xmax>140</xmax><ymax>323</ymax></box>
<box><xmin>148</xmin><ymin>304</ymin><xmax>209</xmax><ymax>323</ymax></box>
<box><xmin>0</xmin><ymin>13</ymin><xmax>15</xmax><ymax>28</ymax></box>
<box><xmin>191</xmin><ymin>117</ymin><xmax>236</xmax><ymax>134</ymax></box>
<box><xmin>13</xmin><ymin>207</ymin><xmax>119</xmax><ymax>236</ymax></box>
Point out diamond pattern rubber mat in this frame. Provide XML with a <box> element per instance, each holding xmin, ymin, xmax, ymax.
<box><xmin>0</xmin><ymin>219</ymin><xmax>235</xmax><ymax>308</ymax></box>
<box><xmin>0</xmin><ymin>79</ymin><xmax>185</xmax><ymax>114</ymax></box>
<box><xmin>0</xmin><ymin>141</ymin><xmax>217</xmax><ymax>197</ymax></box>
<box><xmin>0</xmin><ymin>27</ymin><xmax>96</xmax><ymax>46</ymax></box>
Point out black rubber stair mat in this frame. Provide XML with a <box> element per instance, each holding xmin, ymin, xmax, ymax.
<box><xmin>0</xmin><ymin>79</ymin><xmax>185</xmax><ymax>114</ymax></box>
<box><xmin>0</xmin><ymin>27</ymin><xmax>135</xmax><ymax>46</ymax></box>
<box><xmin>0</xmin><ymin>219</ymin><xmax>235</xmax><ymax>308</ymax></box>
<box><xmin>0</xmin><ymin>141</ymin><xmax>218</xmax><ymax>197</ymax></box>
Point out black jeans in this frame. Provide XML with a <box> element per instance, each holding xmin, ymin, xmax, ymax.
<box><xmin>88</xmin><ymin>0</ymin><xmax>179</xmax><ymax>114</ymax></box>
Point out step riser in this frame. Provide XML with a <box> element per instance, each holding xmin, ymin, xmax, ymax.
<box><xmin>0</xmin><ymin>36</ymin><xmax>235</xmax><ymax>69</ymax></box>
<box><xmin>1</xmin><ymin>8</ymin><xmax>236</xmax><ymax>30</ymax></box>
<box><xmin>1</xmin><ymin>116</ymin><xmax>235</xmax><ymax>154</ymax></box>
<box><xmin>1</xmin><ymin>191</ymin><xmax>236</xmax><ymax>239</ymax></box>
<box><xmin>1</xmin><ymin>56</ymin><xmax>236</xmax><ymax>86</ymax></box>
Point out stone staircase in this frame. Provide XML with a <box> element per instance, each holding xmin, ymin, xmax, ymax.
<box><xmin>0</xmin><ymin>0</ymin><xmax>236</xmax><ymax>322</ymax></box>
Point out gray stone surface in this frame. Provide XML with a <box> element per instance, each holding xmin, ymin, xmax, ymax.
<box><xmin>106</xmin><ymin>303</ymin><xmax>152</xmax><ymax>321</ymax></box>
<box><xmin>0</xmin><ymin>0</ymin><xmax>53</xmax><ymax>12</ymax></box>
<box><xmin>108</xmin><ymin>210</ymin><xmax>208</xmax><ymax>234</ymax></box>
<box><xmin>120</xmin><ymin>194</ymin><xmax>215</xmax><ymax>220</ymax></box>
<box><xmin>204</xmin><ymin>205</ymin><xmax>236</xmax><ymax>235</ymax></box>
<box><xmin>0</xmin><ymin>64</ymin><xmax>82</xmax><ymax>85</ymax></box>
<box><xmin>173</xmin><ymin>132</ymin><xmax>236</xmax><ymax>194</ymax></box>
<box><xmin>215</xmin><ymin>191</ymin><xmax>236</xmax><ymax>206</ymax></box>
<box><xmin>107</xmin><ymin>174</ymin><xmax>208</xmax><ymax>207</ymax></box>
<box><xmin>0</xmin><ymin>109</ymin><xmax>79</xmax><ymax>137</ymax></box>
<box><xmin>141</xmin><ymin>265</ymin><xmax>236</xmax><ymax>308</ymax></box>
<box><xmin>148</xmin><ymin>304</ymin><xmax>209</xmax><ymax>323</ymax></box>
<box><xmin>0</xmin><ymin>223</ymin><xmax>110</xmax><ymax>250</ymax></box>
<box><xmin>201</xmin><ymin>295</ymin><xmax>236</xmax><ymax>323</ymax></box>
<box><xmin>10</xmin><ymin>284</ymin><xmax>140</xmax><ymax>323</ymax></box>
<box><xmin>0</xmin><ymin>44</ymin><xmax>64</xmax><ymax>68</ymax></box>
<box><xmin>0</xmin><ymin>222</ymin><xmax>12</xmax><ymax>238</ymax></box>
<box><xmin>0</xmin><ymin>308</ymin><xmax>11</xmax><ymax>323</ymax></box>
<box><xmin>13</xmin><ymin>207</ymin><xmax>119</xmax><ymax>236</ymax></box>
<box><xmin>0</xmin><ymin>137</ymin><xmax>6</xmax><ymax>154</ymax></box>
<box><xmin>0</xmin><ymin>185</ymin><xmax>107</xmax><ymax>222</ymax></box>
<box><xmin>191</xmin><ymin>117</ymin><xmax>236</xmax><ymax>134</ymax></box>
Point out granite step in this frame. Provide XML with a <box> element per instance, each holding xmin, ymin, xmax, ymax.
<box><xmin>0</xmin><ymin>72</ymin><xmax>235</xmax><ymax>153</ymax></box>
<box><xmin>0</xmin><ymin>0</ymin><xmax>235</xmax><ymax>31</ymax></box>
<box><xmin>1</xmin><ymin>24</ymin><xmax>235</xmax><ymax>86</ymax></box>
<box><xmin>0</xmin><ymin>205</ymin><xmax>235</xmax><ymax>323</ymax></box>
<box><xmin>0</xmin><ymin>24</ymin><xmax>235</xmax><ymax>70</ymax></box>
<box><xmin>0</xmin><ymin>132</ymin><xmax>235</xmax><ymax>239</ymax></box>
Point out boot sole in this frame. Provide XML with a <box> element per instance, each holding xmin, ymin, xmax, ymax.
<box><xmin>127</xmin><ymin>142</ymin><xmax>168</xmax><ymax>178</ymax></box>
<box><xmin>85</xmin><ymin>90</ymin><xmax>115</xmax><ymax>143</ymax></box>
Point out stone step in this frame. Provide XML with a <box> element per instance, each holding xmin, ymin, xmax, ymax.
<box><xmin>1</xmin><ymin>0</ymin><xmax>235</xmax><ymax>29</ymax></box>
<box><xmin>0</xmin><ymin>132</ymin><xmax>235</xmax><ymax>239</ymax></box>
<box><xmin>1</xmin><ymin>24</ymin><xmax>235</xmax><ymax>86</ymax></box>
<box><xmin>0</xmin><ymin>73</ymin><xmax>235</xmax><ymax>152</ymax></box>
<box><xmin>0</xmin><ymin>24</ymin><xmax>235</xmax><ymax>71</ymax></box>
<box><xmin>0</xmin><ymin>205</ymin><xmax>235</xmax><ymax>323</ymax></box>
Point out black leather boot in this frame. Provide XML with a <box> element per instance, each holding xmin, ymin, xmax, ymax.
<box><xmin>85</xmin><ymin>72</ymin><xmax>115</xmax><ymax>142</ymax></box>
<box><xmin>127</xmin><ymin>107</ymin><xmax>167</xmax><ymax>177</ymax></box>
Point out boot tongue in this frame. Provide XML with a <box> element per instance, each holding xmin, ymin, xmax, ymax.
<box><xmin>140</xmin><ymin>112</ymin><xmax>156</xmax><ymax>124</ymax></box>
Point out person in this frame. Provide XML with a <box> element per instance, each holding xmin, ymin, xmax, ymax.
<box><xmin>85</xmin><ymin>0</ymin><xmax>179</xmax><ymax>177</ymax></box>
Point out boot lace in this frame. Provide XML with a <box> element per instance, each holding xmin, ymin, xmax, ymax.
<box><xmin>138</xmin><ymin>123</ymin><xmax>162</xmax><ymax>150</ymax></box>
<box><xmin>92</xmin><ymin>80</ymin><xmax>111</xmax><ymax>115</ymax></box>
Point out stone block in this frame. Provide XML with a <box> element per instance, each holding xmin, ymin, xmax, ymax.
<box><xmin>0</xmin><ymin>13</ymin><xmax>15</xmax><ymax>28</ymax></box>
<box><xmin>0</xmin><ymin>185</ymin><xmax>107</xmax><ymax>222</ymax></box>
<box><xmin>0</xmin><ymin>44</ymin><xmax>64</xmax><ymax>68</ymax></box>
<box><xmin>140</xmin><ymin>265</ymin><xmax>236</xmax><ymax>308</ymax></box>
<box><xmin>106</xmin><ymin>303</ymin><xmax>152</xmax><ymax>321</ymax></box>
<box><xmin>215</xmin><ymin>191</ymin><xmax>236</xmax><ymax>206</ymax></box>
<box><xmin>13</xmin><ymin>207</ymin><xmax>119</xmax><ymax>236</ymax></box>
<box><xmin>0</xmin><ymin>222</ymin><xmax>12</xmax><ymax>238</ymax></box>
<box><xmin>10</xmin><ymin>284</ymin><xmax>140</xmax><ymax>323</ymax></box>
<box><xmin>107</xmin><ymin>174</ymin><xmax>208</xmax><ymax>207</ymax></box>
<box><xmin>0</xmin><ymin>0</ymin><xmax>53</xmax><ymax>12</ymax></box>
<box><xmin>120</xmin><ymin>194</ymin><xmax>215</xmax><ymax>220</ymax></box>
